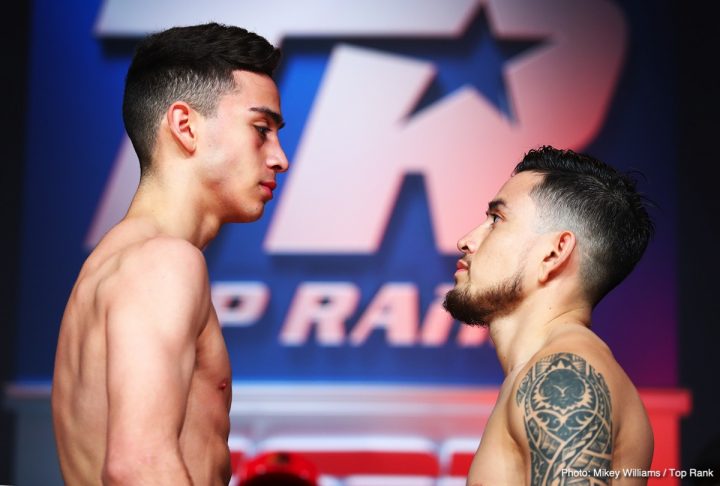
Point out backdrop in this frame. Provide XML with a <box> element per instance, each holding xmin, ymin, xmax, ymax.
<box><xmin>16</xmin><ymin>0</ymin><xmax>676</xmax><ymax>388</ymax></box>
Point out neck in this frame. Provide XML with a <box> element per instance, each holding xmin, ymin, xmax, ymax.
<box><xmin>488</xmin><ymin>293</ymin><xmax>592</xmax><ymax>376</ymax></box>
<box><xmin>123</xmin><ymin>171</ymin><xmax>222</xmax><ymax>249</ymax></box>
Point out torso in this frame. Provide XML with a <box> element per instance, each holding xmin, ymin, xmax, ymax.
<box><xmin>467</xmin><ymin>328</ymin><xmax>653</xmax><ymax>486</ymax></box>
<box><xmin>467</xmin><ymin>373</ymin><xmax>526</xmax><ymax>485</ymax></box>
<box><xmin>51</xmin><ymin>224</ymin><xmax>232</xmax><ymax>485</ymax></box>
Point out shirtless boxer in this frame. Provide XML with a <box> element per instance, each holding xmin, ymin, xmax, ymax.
<box><xmin>444</xmin><ymin>146</ymin><xmax>654</xmax><ymax>485</ymax></box>
<box><xmin>52</xmin><ymin>23</ymin><xmax>287</xmax><ymax>485</ymax></box>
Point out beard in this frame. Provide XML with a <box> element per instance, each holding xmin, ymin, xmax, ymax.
<box><xmin>443</xmin><ymin>270</ymin><xmax>524</xmax><ymax>327</ymax></box>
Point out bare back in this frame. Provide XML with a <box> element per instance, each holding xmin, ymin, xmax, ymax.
<box><xmin>52</xmin><ymin>221</ymin><xmax>232</xmax><ymax>485</ymax></box>
<box><xmin>467</xmin><ymin>327</ymin><xmax>653</xmax><ymax>486</ymax></box>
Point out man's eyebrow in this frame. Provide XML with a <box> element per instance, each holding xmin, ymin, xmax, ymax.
<box><xmin>250</xmin><ymin>106</ymin><xmax>285</xmax><ymax>129</ymax></box>
<box><xmin>487</xmin><ymin>199</ymin><xmax>508</xmax><ymax>212</ymax></box>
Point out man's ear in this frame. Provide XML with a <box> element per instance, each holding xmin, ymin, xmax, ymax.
<box><xmin>166</xmin><ymin>101</ymin><xmax>197</xmax><ymax>154</ymax></box>
<box><xmin>538</xmin><ymin>230</ymin><xmax>577</xmax><ymax>284</ymax></box>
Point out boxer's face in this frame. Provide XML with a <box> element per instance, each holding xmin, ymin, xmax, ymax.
<box><xmin>444</xmin><ymin>171</ymin><xmax>543</xmax><ymax>325</ymax></box>
<box><xmin>199</xmin><ymin>70</ymin><xmax>288</xmax><ymax>222</ymax></box>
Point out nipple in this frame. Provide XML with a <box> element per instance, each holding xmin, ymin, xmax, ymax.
<box><xmin>219</xmin><ymin>380</ymin><xmax>228</xmax><ymax>391</ymax></box>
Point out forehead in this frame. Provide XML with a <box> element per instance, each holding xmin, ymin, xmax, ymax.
<box><xmin>228</xmin><ymin>70</ymin><xmax>281</xmax><ymax>109</ymax></box>
<box><xmin>493</xmin><ymin>171</ymin><xmax>543</xmax><ymax>214</ymax></box>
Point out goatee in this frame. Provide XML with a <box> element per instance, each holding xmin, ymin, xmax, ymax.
<box><xmin>443</xmin><ymin>271</ymin><xmax>524</xmax><ymax>327</ymax></box>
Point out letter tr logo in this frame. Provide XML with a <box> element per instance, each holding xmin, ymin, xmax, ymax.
<box><xmin>89</xmin><ymin>0</ymin><xmax>627</xmax><ymax>254</ymax></box>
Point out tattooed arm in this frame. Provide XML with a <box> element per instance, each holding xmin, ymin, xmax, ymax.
<box><xmin>515</xmin><ymin>352</ymin><xmax>613</xmax><ymax>486</ymax></box>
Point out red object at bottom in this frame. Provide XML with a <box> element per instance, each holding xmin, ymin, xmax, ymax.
<box><xmin>237</xmin><ymin>451</ymin><xmax>319</xmax><ymax>486</ymax></box>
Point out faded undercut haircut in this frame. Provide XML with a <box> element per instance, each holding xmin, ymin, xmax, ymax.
<box><xmin>514</xmin><ymin>146</ymin><xmax>654</xmax><ymax>306</ymax></box>
<box><xmin>123</xmin><ymin>22</ymin><xmax>281</xmax><ymax>175</ymax></box>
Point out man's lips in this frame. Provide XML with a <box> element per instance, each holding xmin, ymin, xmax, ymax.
<box><xmin>456</xmin><ymin>259</ymin><xmax>469</xmax><ymax>271</ymax></box>
<box><xmin>260</xmin><ymin>181</ymin><xmax>277</xmax><ymax>191</ymax></box>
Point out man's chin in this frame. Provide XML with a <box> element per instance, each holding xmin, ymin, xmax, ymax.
<box><xmin>232</xmin><ymin>205</ymin><xmax>265</xmax><ymax>223</ymax></box>
<box><xmin>443</xmin><ymin>269</ymin><xmax>523</xmax><ymax>327</ymax></box>
<box><xmin>442</xmin><ymin>287</ymin><xmax>490</xmax><ymax>327</ymax></box>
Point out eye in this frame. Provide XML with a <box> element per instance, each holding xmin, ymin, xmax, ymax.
<box><xmin>255</xmin><ymin>125</ymin><xmax>270</xmax><ymax>140</ymax></box>
<box><xmin>486</xmin><ymin>212</ymin><xmax>501</xmax><ymax>226</ymax></box>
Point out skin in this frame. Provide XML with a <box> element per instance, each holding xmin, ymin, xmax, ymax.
<box><xmin>52</xmin><ymin>70</ymin><xmax>288</xmax><ymax>485</ymax></box>
<box><xmin>451</xmin><ymin>172</ymin><xmax>653</xmax><ymax>486</ymax></box>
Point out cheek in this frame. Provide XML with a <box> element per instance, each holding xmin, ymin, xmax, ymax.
<box><xmin>469</xmin><ymin>240</ymin><xmax>518</xmax><ymax>283</ymax></box>
<box><xmin>467</xmin><ymin>255</ymin><xmax>492</xmax><ymax>286</ymax></box>
<box><xmin>202</xmin><ymin>134</ymin><xmax>234</xmax><ymax>169</ymax></box>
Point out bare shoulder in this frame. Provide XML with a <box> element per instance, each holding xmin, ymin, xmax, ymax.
<box><xmin>105</xmin><ymin>236</ymin><xmax>208</xmax><ymax>291</ymax></box>
<box><xmin>508</xmin><ymin>328</ymin><xmax>653</xmax><ymax>483</ymax></box>
<box><xmin>119</xmin><ymin>236</ymin><xmax>206</xmax><ymax>273</ymax></box>
<box><xmin>100</xmin><ymin>237</ymin><xmax>211</xmax><ymax>332</ymax></box>
<box><xmin>513</xmin><ymin>328</ymin><xmax>638</xmax><ymax>405</ymax></box>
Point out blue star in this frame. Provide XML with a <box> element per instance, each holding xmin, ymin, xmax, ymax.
<box><xmin>275</xmin><ymin>8</ymin><xmax>545</xmax><ymax>160</ymax></box>
<box><xmin>402</xmin><ymin>7</ymin><xmax>546</xmax><ymax>121</ymax></box>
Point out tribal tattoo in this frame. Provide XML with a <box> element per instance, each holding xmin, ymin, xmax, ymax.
<box><xmin>516</xmin><ymin>353</ymin><xmax>612</xmax><ymax>485</ymax></box>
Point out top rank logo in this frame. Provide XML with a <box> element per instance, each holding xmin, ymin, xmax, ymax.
<box><xmin>88</xmin><ymin>0</ymin><xmax>627</xmax><ymax>254</ymax></box>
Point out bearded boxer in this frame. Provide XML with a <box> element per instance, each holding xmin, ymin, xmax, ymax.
<box><xmin>444</xmin><ymin>146</ymin><xmax>654</xmax><ymax>485</ymax></box>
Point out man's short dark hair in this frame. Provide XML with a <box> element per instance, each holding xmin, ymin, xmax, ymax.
<box><xmin>514</xmin><ymin>146</ymin><xmax>654</xmax><ymax>305</ymax></box>
<box><xmin>123</xmin><ymin>22</ymin><xmax>281</xmax><ymax>174</ymax></box>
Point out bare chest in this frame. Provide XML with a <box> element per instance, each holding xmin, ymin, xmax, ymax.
<box><xmin>188</xmin><ymin>315</ymin><xmax>233</xmax><ymax>413</ymax></box>
<box><xmin>179</xmin><ymin>313</ymin><xmax>232</xmax><ymax>443</ymax></box>
<box><xmin>179</xmin><ymin>315</ymin><xmax>233</xmax><ymax>482</ymax></box>
<box><xmin>467</xmin><ymin>385</ymin><xmax>526</xmax><ymax>486</ymax></box>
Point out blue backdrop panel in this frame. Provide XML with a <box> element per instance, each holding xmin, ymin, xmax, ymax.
<box><xmin>17</xmin><ymin>0</ymin><xmax>676</xmax><ymax>387</ymax></box>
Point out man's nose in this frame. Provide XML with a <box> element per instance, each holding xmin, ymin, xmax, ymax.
<box><xmin>267</xmin><ymin>143</ymin><xmax>289</xmax><ymax>173</ymax></box>
<box><xmin>457</xmin><ymin>233</ymin><xmax>475</xmax><ymax>254</ymax></box>
<box><xmin>457</xmin><ymin>226</ymin><xmax>482</xmax><ymax>254</ymax></box>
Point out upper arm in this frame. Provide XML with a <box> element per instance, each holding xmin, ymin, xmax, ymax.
<box><xmin>513</xmin><ymin>352</ymin><xmax>613</xmax><ymax>485</ymax></box>
<box><xmin>104</xmin><ymin>240</ymin><xmax>210</xmax><ymax>459</ymax></box>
